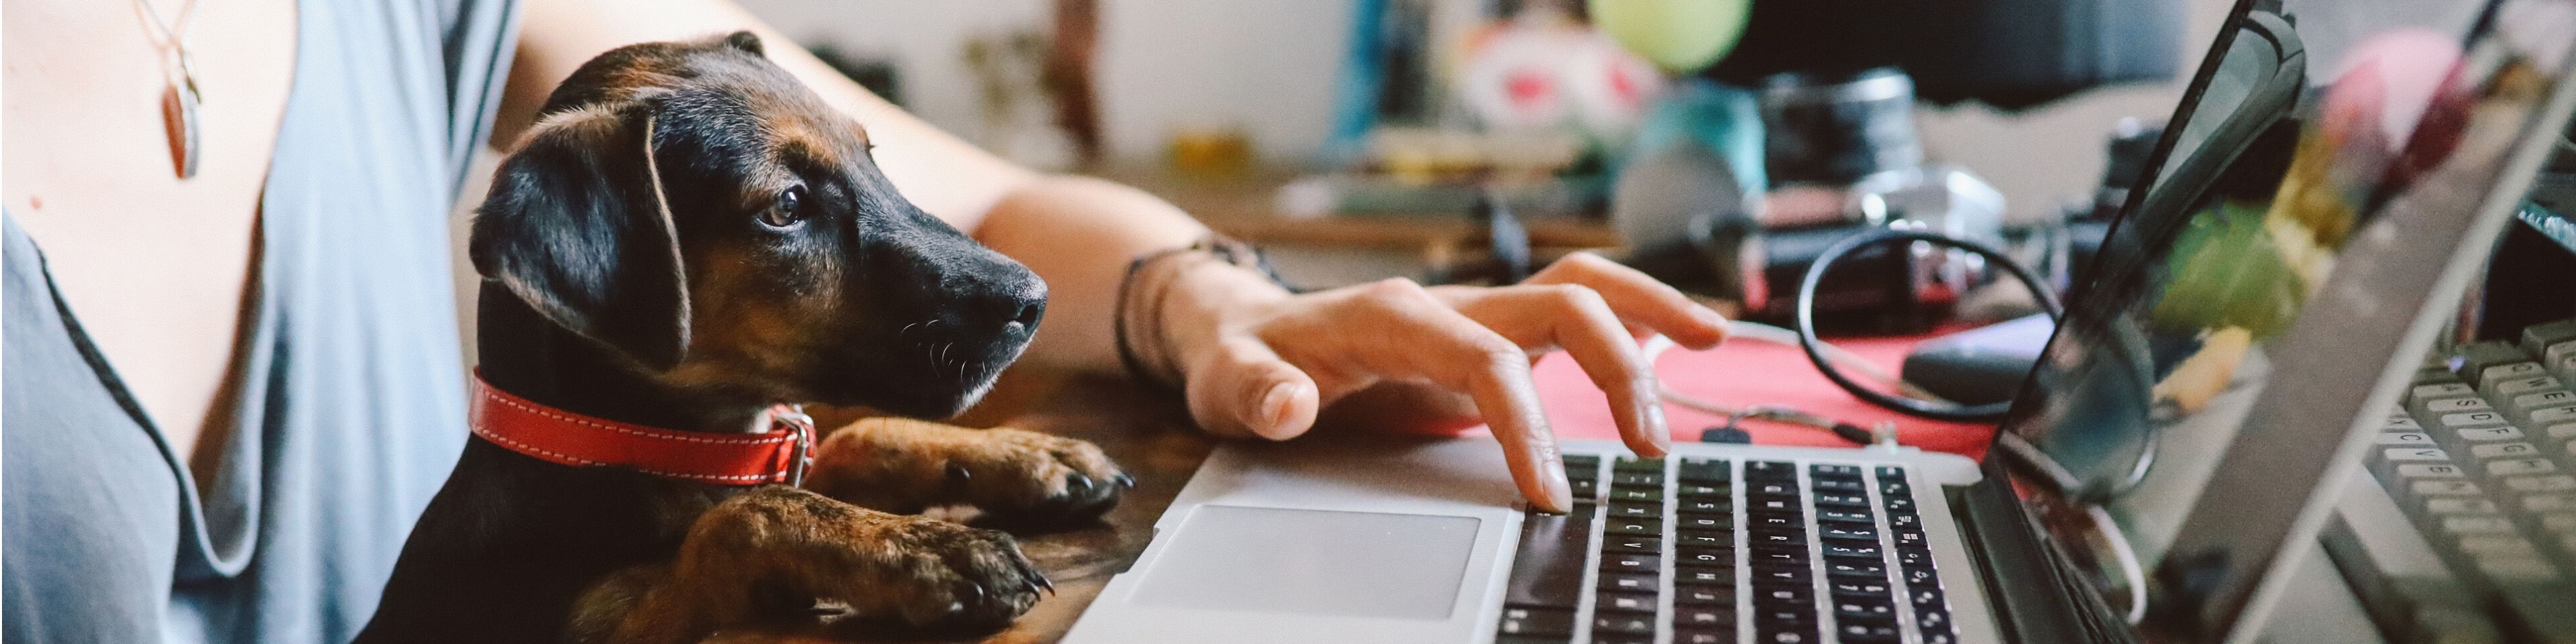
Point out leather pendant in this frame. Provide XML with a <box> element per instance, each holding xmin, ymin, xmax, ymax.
<box><xmin>162</xmin><ymin>78</ymin><xmax>201</xmax><ymax>178</ymax></box>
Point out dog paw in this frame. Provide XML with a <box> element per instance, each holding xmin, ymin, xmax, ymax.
<box><xmin>807</xmin><ymin>417</ymin><xmax>1128</xmax><ymax>529</ymax></box>
<box><xmin>663</xmin><ymin>486</ymin><xmax>1051</xmax><ymax>641</ymax></box>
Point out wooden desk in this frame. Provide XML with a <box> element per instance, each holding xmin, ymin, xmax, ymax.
<box><xmin>808</xmin><ymin>368</ymin><xmax>1214</xmax><ymax>644</ymax></box>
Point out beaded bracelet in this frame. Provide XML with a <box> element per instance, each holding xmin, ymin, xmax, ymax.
<box><xmin>1111</xmin><ymin>234</ymin><xmax>1291</xmax><ymax>390</ymax></box>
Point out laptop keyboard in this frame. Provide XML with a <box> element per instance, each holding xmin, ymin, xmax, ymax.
<box><xmin>2350</xmin><ymin>317</ymin><xmax>2576</xmax><ymax>642</ymax></box>
<box><xmin>1495</xmin><ymin>455</ymin><xmax>1956</xmax><ymax>644</ymax></box>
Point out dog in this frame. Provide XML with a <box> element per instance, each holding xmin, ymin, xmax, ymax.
<box><xmin>356</xmin><ymin>32</ymin><xmax>1127</xmax><ymax>644</ymax></box>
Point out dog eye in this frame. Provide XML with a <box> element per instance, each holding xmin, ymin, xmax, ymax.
<box><xmin>760</xmin><ymin>186</ymin><xmax>806</xmax><ymax>229</ymax></box>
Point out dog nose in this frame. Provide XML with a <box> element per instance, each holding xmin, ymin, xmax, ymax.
<box><xmin>1007</xmin><ymin>301</ymin><xmax>1042</xmax><ymax>332</ymax></box>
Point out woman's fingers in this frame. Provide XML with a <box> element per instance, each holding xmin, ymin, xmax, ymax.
<box><xmin>1522</xmin><ymin>252</ymin><xmax>1731</xmax><ymax>350</ymax></box>
<box><xmin>1446</xmin><ymin>284</ymin><xmax>1672</xmax><ymax>458</ymax></box>
<box><xmin>1319</xmin><ymin>279</ymin><xmax>1573</xmax><ymax>513</ymax></box>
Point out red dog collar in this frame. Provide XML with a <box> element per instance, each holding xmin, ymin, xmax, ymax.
<box><xmin>468</xmin><ymin>373</ymin><xmax>816</xmax><ymax>486</ymax></box>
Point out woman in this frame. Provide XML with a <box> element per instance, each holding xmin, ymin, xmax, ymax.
<box><xmin>1</xmin><ymin>0</ymin><xmax>1726</xmax><ymax>641</ymax></box>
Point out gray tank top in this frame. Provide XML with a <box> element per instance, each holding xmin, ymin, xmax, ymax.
<box><xmin>3</xmin><ymin>1</ymin><xmax>517</xmax><ymax>642</ymax></box>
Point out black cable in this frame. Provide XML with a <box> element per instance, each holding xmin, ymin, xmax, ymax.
<box><xmin>1793</xmin><ymin>229</ymin><xmax>2066</xmax><ymax>421</ymax></box>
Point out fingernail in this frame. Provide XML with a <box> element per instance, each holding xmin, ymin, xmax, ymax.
<box><xmin>1543</xmin><ymin>461</ymin><xmax>1574</xmax><ymax>513</ymax></box>
<box><xmin>1645</xmin><ymin>404</ymin><xmax>1672</xmax><ymax>455</ymax></box>
<box><xmin>1247</xmin><ymin>382</ymin><xmax>1299</xmax><ymax>439</ymax></box>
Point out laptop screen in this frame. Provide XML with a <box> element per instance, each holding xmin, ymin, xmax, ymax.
<box><xmin>1988</xmin><ymin>0</ymin><xmax>2576</xmax><ymax>637</ymax></box>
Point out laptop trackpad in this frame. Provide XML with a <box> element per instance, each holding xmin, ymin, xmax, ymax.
<box><xmin>1132</xmin><ymin>505</ymin><xmax>1481</xmax><ymax>620</ymax></box>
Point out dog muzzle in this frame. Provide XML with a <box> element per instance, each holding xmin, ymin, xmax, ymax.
<box><xmin>467</xmin><ymin>372</ymin><xmax>816</xmax><ymax>486</ymax></box>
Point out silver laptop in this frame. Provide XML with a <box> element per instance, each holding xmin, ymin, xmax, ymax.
<box><xmin>1065</xmin><ymin>0</ymin><xmax>2576</xmax><ymax>641</ymax></box>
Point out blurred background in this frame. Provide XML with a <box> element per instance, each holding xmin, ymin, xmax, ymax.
<box><xmin>453</xmin><ymin>0</ymin><xmax>2237</xmax><ymax>350</ymax></box>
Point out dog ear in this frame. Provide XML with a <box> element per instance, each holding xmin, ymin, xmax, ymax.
<box><xmin>471</xmin><ymin>105</ymin><xmax>694</xmax><ymax>372</ymax></box>
<box><xmin>722</xmin><ymin>31</ymin><xmax>764</xmax><ymax>56</ymax></box>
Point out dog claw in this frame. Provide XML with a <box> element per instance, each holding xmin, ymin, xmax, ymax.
<box><xmin>1114</xmin><ymin>474</ymin><xmax>1135</xmax><ymax>488</ymax></box>
<box><xmin>947</xmin><ymin>462</ymin><xmax>973</xmax><ymax>488</ymax></box>
<box><xmin>1034</xmin><ymin>572</ymin><xmax>1055</xmax><ymax>595</ymax></box>
<box><xmin>1067</xmin><ymin>475</ymin><xmax>1093</xmax><ymax>495</ymax></box>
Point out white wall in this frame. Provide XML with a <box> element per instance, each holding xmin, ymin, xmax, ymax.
<box><xmin>735</xmin><ymin>0</ymin><xmax>1356</xmax><ymax>166</ymax></box>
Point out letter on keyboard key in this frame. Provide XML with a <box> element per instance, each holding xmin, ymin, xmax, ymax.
<box><xmin>2378</xmin><ymin>431</ymin><xmax>2437</xmax><ymax>445</ymax></box>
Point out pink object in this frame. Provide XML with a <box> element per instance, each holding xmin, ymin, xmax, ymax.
<box><xmin>1503</xmin><ymin>333</ymin><xmax>2000</xmax><ymax>460</ymax></box>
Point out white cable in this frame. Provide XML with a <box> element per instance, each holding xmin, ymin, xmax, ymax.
<box><xmin>2089</xmin><ymin>503</ymin><xmax>2150</xmax><ymax>625</ymax></box>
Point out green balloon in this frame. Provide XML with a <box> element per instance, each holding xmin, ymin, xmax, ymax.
<box><xmin>1588</xmin><ymin>0</ymin><xmax>1751</xmax><ymax>74</ymax></box>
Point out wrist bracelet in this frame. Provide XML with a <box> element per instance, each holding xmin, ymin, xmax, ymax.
<box><xmin>1112</xmin><ymin>233</ymin><xmax>1291</xmax><ymax>390</ymax></box>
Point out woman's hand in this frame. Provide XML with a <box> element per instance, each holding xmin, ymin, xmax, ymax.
<box><xmin>1144</xmin><ymin>252</ymin><xmax>1730</xmax><ymax>513</ymax></box>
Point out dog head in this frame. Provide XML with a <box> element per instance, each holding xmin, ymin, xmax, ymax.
<box><xmin>471</xmin><ymin>32</ymin><xmax>1045</xmax><ymax>419</ymax></box>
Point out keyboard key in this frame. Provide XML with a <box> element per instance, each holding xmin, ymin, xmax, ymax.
<box><xmin>1814</xmin><ymin>492</ymin><xmax>1870</xmax><ymax>508</ymax></box>
<box><xmin>1674</xmin><ymin>629</ymin><xmax>1731</xmax><ymax>644</ymax></box>
<box><xmin>1599</xmin><ymin>551</ymin><xmax>1660</xmax><ymax>572</ymax></box>
<box><xmin>1605</xmin><ymin>501</ymin><xmax>1658</xmax><ymax>519</ymax></box>
<box><xmin>1593</xmin><ymin>613</ymin><xmax>1656</xmax><ymax>635</ymax></box>
<box><xmin>1678</xmin><ymin>605</ymin><xmax>1732</xmax><ymax>627</ymax></box>
<box><xmin>1750</xmin><ymin>496</ymin><xmax>1801</xmax><ymax>513</ymax></box>
<box><xmin>1676</xmin><ymin>515</ymin><xmax>1730</xmax><ymax>531</ymax></box>
<box><xmin>1497</xmin><ymin>605</ymin><xmax>1575</xmax><ymax>636</ymax></box>
<box><xmin>1676</xmin><ymin>585</ymin><xmax>1732</xmax><ymax>605</ymax></box>
<box><xmin>1676</xmin><ymin>482</ymin><xmax>1729</xmax><ymax>497</ymax></box>
<box><xmin>1893</xmin><ymin>547</ymin><xmax>1934</xmax><ymax>569</ymax></box>
<box><xmin>1909</xmin><ymin>587</ymin><xmax>1946</xmax><ymax>606</ymax></box>
<box><xmin>1597</xmin><ymin>572</ymin><xmax>1657</xmax><ymax>592</ymax></box>
<box><xmin>1608</xmin><ymin>488</ymin><xmax>1663</xmax><ymax>502</ymax></box>
<box><xmin>1827</xmin><ymin>559</ymin><xmax>1888</xmax><ymax>578</ymax></box>
<box><xmin>1812</xmin><ymin>464</ymin><xmax>1864</xmax><ymax>478</ymax></box>
<box><xmin>1746</xmin><ymin>460</ymin><xmax>1798</xmax><ymax>480</ymax></box>
<box><xmin>1608</xmin><ymin>471</ymin><xmax>1664</xmax><ymax>488</ymax></box>
<box><xmin>1602</xmin><ymin>535</ymin><xmax>1660</xmax><ymax>553</ymax></box>
<box><xmin>1604</xmin><ymin>518</ymin><xmax>1662</xmax><ymax>536</ymax></box>
<box><xmin>1877</xmin><ymin>480</ymin><xmax>1912</xmax><ymax>496</ymax></box>
<box><xmin>1598</xmin><ymin>592</ymin><xmax>1656</xmax><ymax>614</ymax></box>
<box><xmin>1750</xmin><ymin>545</ymin><xmax>1808</xmax><ymax>564</ymax></box>
<box><xmin>1678</xmin><ymin>458</ymin><xmax>1731</xmax><ymax>482</ymax></box>
<box><xmin>1900</xmin><ymin>567</ymin><xmax>1939</xmax><ymax>586</ymax></box>
<box><xmin>1748</xmin><ymin>511</ymin><xmax>1803</xmax><ymax>529</ymax></box>
<box><xmin>1754</xmin><ymin>584</ymin><xmax>1813</xmax><ymax>604</ymax></box>
<box><xmin>2486</xmin><ymin>458</ymin><xmax>2559</xmax><ymax>476</ymax></box>
<box><xmin>1678</xmin><ymin>498</ymin><xmax>1729</xmax><ymax>515</ymax></box>
<box><xmin>1819</xmin><ymin>508</ymin><xmax>1876</xmax><ymax>524</ymax></box>
<box><xmin>1501</xmin><ymin>511</ymin><xmax>1593</xmax><ymax>608</ymax></box>
<box><xmin>1750</xmin><ymin>529</ymin><xmax>1806</xmax><ymax>547</ymax></box>
<box><xmin>1831</xmin><ymin>595</ymin><xmax>1898</xmax><ymax>621</ymax></box>
<box><xmin>2504</xmin><ymin>474</ymin><xmax>2576</xmax><ymax>492</ymax></box>
<box><xmin>1820</xmin><ymin>524</ymin><xmax>1878</xmax><ymax>541</ymax></box>
<box><xmin>1678</xmin><ymin>568</ymin><xmax>1733</xmax><ymax>586</ymax></box>
<box><xmin>1679</xmin><ymin>549</ymin><xmax>1733</xmax><ymax>568</ymax></box>
<box><xmin>1562</xmin><ymin>454</ymin><xmax>1600</xmax><ymax>472</ymax></box>
<box><xmin>1876</xmin><ymin>465</ymin><xmax>1908</xmax><ymax>480</ymax></box>
<box><xmin>1676</xmin><ymin>530</ymin><xmax>1731</xmax><ymax>548</ymax></box>
<box><xmin>1613</xmin><ymin>457</ymin><xmax>1665</xmax><ymax>473</ymax></box>
<box><xmin>1887</xmin><ymin>512</ymin><xmax>1921</xmax><ymax>529</ymax></box>
<box><xmin>1831</xmin><ymin>578</ymin><xmax>1892</xmax><ymax>596</ymax></box>
<box><xmin>1892</xmin><ymin>529</ymin><xmax>1929</xmax><ymax>549</ymax></box>
<box><xmin>1823</xmin><ymin>541</ymin><xmax>1885</xmax><ymax>560</ymax></box>
<box><xmin>1883</xmin><ymin>496</ymin><xmax>1918</xmax><ymax>512</ymax></box>
<box><xmin>1811</xmin><ymin>477</ymin><xmax>1866</xmax><ymax>493</ymax></box>
<box><xmin>1837</xmin><ymin>621</ymin><xmax>1903</xmax><ymax>643</ymax></box>
<box><xmin>1750</xmin><ymin>481</ymin><xmax>1798</xmax><ymax>496</ymax></box>
<box><xmin>1569</xmin><ymin>478</ymin><xmax>1598</xmax><ymax>500</ymax></box>
<box><xmin>1751</xmin><ymin>564</ymin><xmax>1809</xmax><ymax>584</ymax></box>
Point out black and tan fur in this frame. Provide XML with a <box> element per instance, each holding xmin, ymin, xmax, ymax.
<box><xmin>356</xmin><ymin>33</ymin><xmax>1124</xmax><ymax>644</ymax></box>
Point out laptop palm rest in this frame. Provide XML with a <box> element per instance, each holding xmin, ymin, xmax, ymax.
<box><xmin>1061</xmin><ymin>433</ymin><xmax>1524</xmax><ymax>644</ymax></box>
